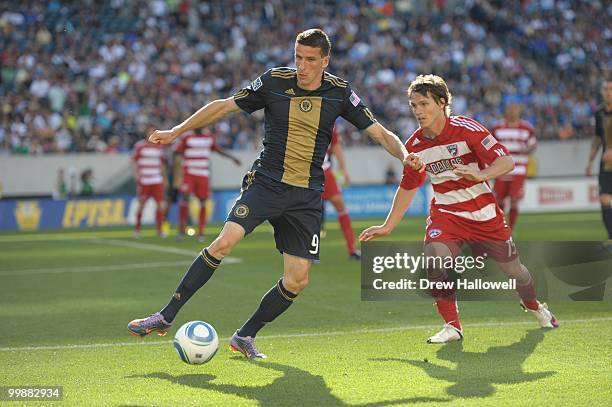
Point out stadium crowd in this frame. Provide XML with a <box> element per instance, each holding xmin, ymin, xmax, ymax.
<box><xmin>0</xmin><ymin>0</ymin><xmax>609</xmax><ymax>155</ymax></box>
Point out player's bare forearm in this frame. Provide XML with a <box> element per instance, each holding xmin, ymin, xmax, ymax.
<box><xmin>149</xmin><ymin>98</ymin><xmax>240</xmax><ymax>144</ymax></box>
<box><xmin>453</xmin><ymin>156</ymin><xmax>514</xmax><ymax>182</ymax></box>
<box><xmin>384</xmin><ymin>187</ymin><xmax>417</xmax><ymax>229</ymax></box>
<box><xmin>364</xmin><ymin>123</ymin><xmax>408</xmax><ymax>162</ymax></box>
<box><xmin>479</xmin><ymin>156</ymin><xmax>514</xmax><ymax>180</ymax></box>
<box><xmin>360</xmin><ymin>186</ymin><xmax>416</xmax><ymax>241</ymax></box>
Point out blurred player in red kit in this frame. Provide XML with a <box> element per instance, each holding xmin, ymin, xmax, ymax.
<box><xmin>173</xmin><ymin>128</ymin><xmax>241</xmax><ymax>242</ymax></box>
<box><xmin>132</xmin><ymin>131</ymin><xmax>168</xmax><ymax>238</ymax></box>
<box><xmin>321</xmin><ymin>126</ymin><xmax>360</xmax><ymax>260</ymax></box>
<box><xmin>491</xmin><ymin>103</ymin><xmax>537</xmax><ymax>230</ymax></box>
<box><xmin>361</xmin><ymin>75</ymin><xmax>558</xmax><ymax>343</ymax></box>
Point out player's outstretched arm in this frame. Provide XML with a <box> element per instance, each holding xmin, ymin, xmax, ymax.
<box><xmin>149</xmin><ymin>97</ymin><xmax>241</xmax><ymax>144</ymax></box>
<box><xmin>359</xmin><ymin>186</ymin><xmax>418</xmax><ymax>241</ymax></box>
<box><xmin>452</xmin><ymin>156</ymin><xmax>514</xmax><ymax>182</ymax></box>
<box><xmin>364</xmin><ymin>122</ymin><xmax>408</xmax><ymax>162</ymax></box>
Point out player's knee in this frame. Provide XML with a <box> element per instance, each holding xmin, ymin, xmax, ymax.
<box><xmin>208</xmin><ymin>235</ymin><xmax>235</xmax><ymax>258</ymax></box>
<box><xmin>601</xmin><ymin>194</ymin><xmax>612</xmax><ymax>207</ymax></box>
<box><xmin>284</xmin><ymin>273</ymin><xmax>308</xmax><ymax>292</ymax></box>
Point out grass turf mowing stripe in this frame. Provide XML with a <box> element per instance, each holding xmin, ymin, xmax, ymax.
<box><xmin>1</xmin><ymin>316</ymin><xmax>609</xmax><ymax>353</ymax></box>
<box><xmin>0</xmin><ymin>260</ymin><xmax>193</xmax><ymax>276</ymax></box>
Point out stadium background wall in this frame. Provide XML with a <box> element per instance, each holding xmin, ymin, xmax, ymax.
<box><xmin>0</xmin><ymin>178</ymin><xmax>599</xmax><ymax>232</ymax></box>
<box><xmin>0</xmin><ymin>139</ymin><xmax>597</xmax><ymax>198</ymax></box>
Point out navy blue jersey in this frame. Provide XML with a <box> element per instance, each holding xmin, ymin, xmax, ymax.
<box><xmin>234</xmin><ymin>67</ymin><xmax>376</xmax><ymax>191</ymax></box>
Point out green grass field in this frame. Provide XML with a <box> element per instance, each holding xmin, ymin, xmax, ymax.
<box><xmin>1</xmin><ymin>212</ymin><xmax>611</xmax><ymax>406</ymax></box>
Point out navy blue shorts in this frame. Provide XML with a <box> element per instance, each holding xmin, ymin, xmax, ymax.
<box><xmin>227</xmin><ymin>171</ymin><xmax>323</xmax><ymax>261</ymax></box>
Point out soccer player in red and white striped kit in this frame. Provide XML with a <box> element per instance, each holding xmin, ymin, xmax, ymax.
<box><xmin>131</xmin><ymin>135</ymin><xmax>168</xmax><ymax>238</ymax></box>
<box><xmin>321</xmin><ymin>126</ymin><xmax>360</xmax><ymax>260</ymax></box>
<box><xmin>361</xmin><ymin>75</ymin><xmax>558</xmax><ymax>343</ymax></box>
<box><xmin>491</xmin><ymin>103</ymin><xmax>537</xmax><ymax>230</ymax></box>
<box><xmin>173</xmin><ymin>128</ymin><xmax>241</xmax><ymax>242</ymax></box>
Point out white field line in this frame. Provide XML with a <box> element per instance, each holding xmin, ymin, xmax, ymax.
<box><xmin>0</xmin><ymin>260</ymin><xmax>192</xmax><ymax>277</ymax></box>
<box><xmin>0</xmin><ymin>238</ymin><xmax>241</xmax><ymax>277</ymax></box>
<box><xmin>1</xmin><ymin>317</ymin><xmax>610</xmax><ymax>352</ymax></box>
<box><xmin>89</xmin><ymin>239</ymin><xmax>241</xmax><ymax>264</ymax></box>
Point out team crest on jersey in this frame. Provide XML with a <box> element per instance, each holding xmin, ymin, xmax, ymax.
<box><xmin>251</xmin><ymin>76</ymin><xmax>263</xmax><ymax>91</ymax></box>
<box><xmin>299</xmin><ymin>99</ymin><xmax>313</xmax><ymax>112</ymax></box>
<box><xmin>446</xmin><ymin>144</ymin><xmax>458</xmax><ymax>156</ymax></box>
<box><xmin>428</xmin><ymin>228</ymin><xmax>442</xmax><ymax>238</ymax></box>
<box><xmin>234</xmin><ymin>204</ymin><xmax>250</xmax><ymax>218</ymax></box>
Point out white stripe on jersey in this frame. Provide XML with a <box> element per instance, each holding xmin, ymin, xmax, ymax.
<box><xmin>138</xmin><ymin>157</ymin><xmax>162</xmax><ymax>166</ymax></box>
<box><xmin>184</xmin><ymin>148</ymin><xmax>211</xmax><ymax>158</ymax></box>
<box><xmin>450</xmin><ymin>117</ymin><xmax>487</xmax><ymax>133</ymax></box>
<box><xmin>186</xmin><ymin>138</ymin><xmax>214</xmax><ymax>148</ymax></box>
<box><xmin>140</xmin><ymin>147</ymin><xmax>164</xmax><ymax>157</ymax></box>
<box><xmin>140</xmin><ymin>176</ymin><xmax>163</xmax><ymax>185</ymax></box>
<box><xmin>419</xmin><ymin>141</ymin><xmax>470</xmax><ymax>164</ymax></box>
<box><xmin>433</xmin><ymin>182</ymin><xmax>492</xmax><ymax>205</ymax></box>
<box><xmin>438</xmin><ymin>202</ymin><xmax>498</xmax><ymax>222</ymax></box>
<box><xmin>184</xmin><ymin>159</ymin><xmax>210</xmax><ymax>168</ymax></box>
<box><xmin>429</xmin><ymin>162</ymin><xmax>481</xmax><ymax>184</ymax></box>
<box><xmin>494</xmin><ymin>128</ymin><xmax>531</xmax><ymax>141</ymax></box>
<box><xmin>188</xmin><ymin>168</ymin><xmax>210</xmax><ymax>177</ymax></box>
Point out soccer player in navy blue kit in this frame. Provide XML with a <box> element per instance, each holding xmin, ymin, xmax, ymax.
<box><xmin>128</xmin><ymin>29</ymin><xmax>422</xmax><ymax>358</ymax></box>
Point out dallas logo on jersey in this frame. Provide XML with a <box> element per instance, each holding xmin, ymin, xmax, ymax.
<box><xmin>446</xmin><ymin>144</ymin><xmax>458</xmax><ymax>156</ymax></box>
<box><xmin>426</xmin><ymin>157</ymin><xmax>465</xmax><ymax>175</ymax></box>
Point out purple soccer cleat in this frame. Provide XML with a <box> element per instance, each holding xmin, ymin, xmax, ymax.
<box><xmin>229</xmin><ymin>330</ymin><xmax>267</xmax><ymax>359</ymax></box>
<box><xmin>128</xmin><ymin>312</ymin><xmax>172</xmax><ymax>337</ymax></box>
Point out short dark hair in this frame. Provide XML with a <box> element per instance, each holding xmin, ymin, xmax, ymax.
<box><xmin>296</xmin><ymin>29</ymin><xmax>331</xmax><ymax>57</ymax></box>
<box><xmin>407</xmin><ymin>74</ymin><xmax>453</xmax><ymax>116</ymax></box>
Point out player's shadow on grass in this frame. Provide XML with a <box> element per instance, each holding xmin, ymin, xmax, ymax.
<box><xmin>129</xmin><ymin>360</ymin><xmax>449</xmax><ymax>406</ymax></box>
<box><xmin>373</xmin><ymin>329</ymin><xmax>556</xmax><ymax>399</ymax></box>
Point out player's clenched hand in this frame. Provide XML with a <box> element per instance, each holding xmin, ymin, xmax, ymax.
<box><xmin>149</xmin><ymin>129</ymin><xmax>179</xmax><ymax>144</ymax></box>
<box><xmin>452</xmin><ymin>163</ymin><xmax>484</xmax><ymax>182</ymax></box>
<box><xmin>359</xmin><ymin>225</ymin><xmax>392</xmax><ymax>242</ymax></box>
<box><xmin>403</xmin><ymin>153</ymin><xmax>425</xmax><ymax>172</ymax></box>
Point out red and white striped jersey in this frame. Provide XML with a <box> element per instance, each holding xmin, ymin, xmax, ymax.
<box><xmin>491</xmin><ymin>119</ymin><xmax>535</xmax><ymax>177</ymax></box>
<box><xmin>322</xmin><ymin>128</ymin><xmax>340</xmax><ymax>171</ymax></box>
<box><xmin>132</xmin><ymin>140</ymin><xmax>166</xmax><ymax>185</ymax></box>
<box><xmin>400</xmin><ymin>116</ymin><xmax>510</xmax><ymax>223</ymax></box>
<box><xmin>174</xmin><ymin>130</ymin><xmax>220</xmax><ymax>178</ymax></box>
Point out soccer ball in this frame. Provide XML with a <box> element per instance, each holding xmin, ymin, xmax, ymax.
<box><xmin>173</xmin><ymin>321</ymin><xmax>219</xmax><ymax>364</ymax></box>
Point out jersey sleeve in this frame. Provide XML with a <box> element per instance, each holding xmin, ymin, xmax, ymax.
<box><xmin>466</xmin><ymin>126</ymin><xmax>510</xmax><ymax>166</ymax></box>
<box><xmin>400</xmin><ymin>165</ymin><xmax>426</xmax><ymax>190</ymax></box>
<box><xmin>526</xmin><ymin>124</ymin><xmax>537</xmax><ymax>149</ymax></box>
<box><xmin>340</xmin><ymin>85</ymin><xmax>377</xmax><ymax>130</ymax></box>
<box><xmin>233</xmin><ymin>69</ymin><xmax>271</xmax><ymax>114</ymax></box>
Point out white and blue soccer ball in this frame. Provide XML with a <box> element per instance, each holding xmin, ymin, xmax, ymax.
<box><xmin>173</xmin><ymin>321</ymin><xmax>219</xmax><ymax>364</ymax></box>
